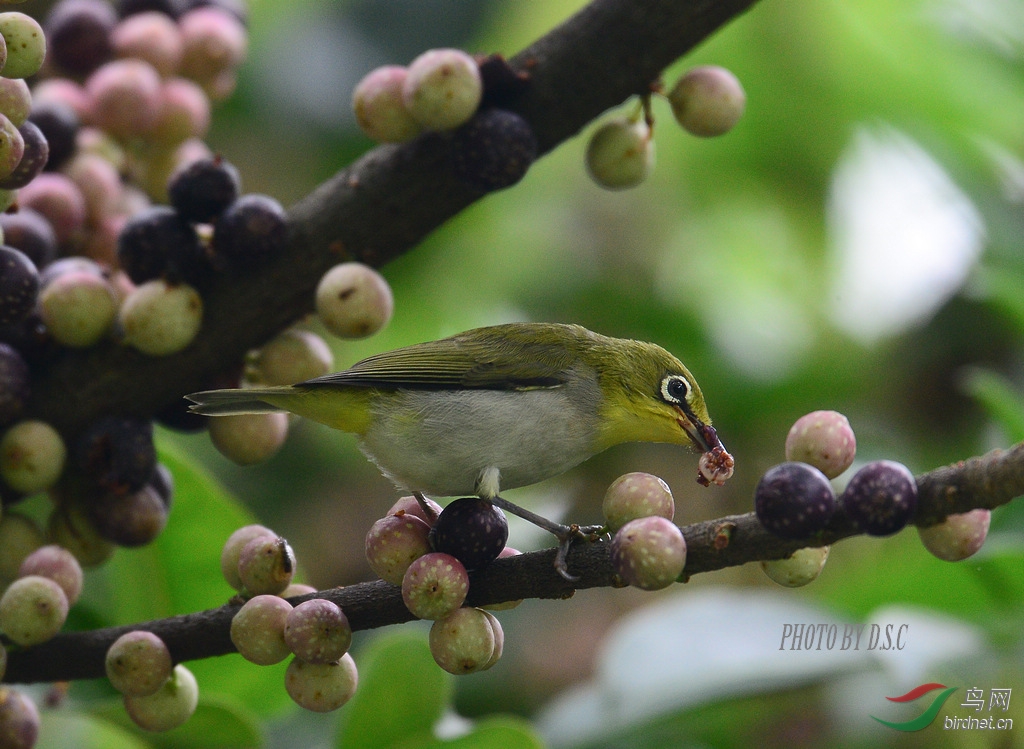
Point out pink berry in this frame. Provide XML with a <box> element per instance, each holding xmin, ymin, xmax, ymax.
<box><xmin>610</xmin><ymin>516</ymin><xmax>687</xmax><ymax>590</ymax></box>
<box><xmin>283</xmin><ymin>598</ymin><xmax>352</xmax><ymax>664</ymax></box>
<box><xmin>237</xmin><ymin>535</ymin><xmax>296</xmax><ymax>595</ymax></box>
<box><xmin>105</xmin><ymin>630</ymin><xmax>173</xmax><ymax>696</ymax></box>
<box><xmin>0</xmin><ymin>688</ymin><xmax>39</xmax><ymax>749</ymax></box>
<box><xmin>401</xmin><ymin>552</ymin><xmax>469</xmax><ymax>620</ymax></box>
<box><xmin>111</xmin><ymin>11</ymin><xmax>183</xmax><ymax>78</ymax></box>
<box><xmin>364</xmin><ymin>512</ymin><xmax>431</xmax><ymax>585</ymax></box>
<box><xmin>230</xmin><ymin>594</ymin><xmax>292</xmax><ymax>665</ymax></box>
<box><xmin>785</xmin><ymin>410</ymin><xmax>856</xmax><ymax>479</ymax></box>
<box><xmin>917</xmin><ymin>509</ymin><xmax>991</xmax><ymax>562</ymax></box>
<box><xmin>668</xmin><ymin>65</ymin><xmax>746</xmax><ymax>137</ymax></box>
<box><xmin>352</xmin><ymin>65</ymin><xmax>421</xmax><ymax>143</ymax></box>
<box><xmin>220</xmin><ymin>524</ymin><xmax>275</xmax><ymax>591</ymax></box>
<box><xmin>602</xmin><ymin>472</ymin><xmax>674</xmax><ymax>531</ymax></box>
<box><xmin>86</xmin><ymin>59</ymin><xmax>163</xmax><ymax>140</ymax></box>
<box><xmin>18</xmin><ymin>544</ymin><xmax>83</xmax><ymax>606</ymax></box>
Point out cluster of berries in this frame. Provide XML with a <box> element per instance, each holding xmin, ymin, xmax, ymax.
<box><xmin>755</xmin><ymin>410</ymin><xmax>991</xmax><ymax>587</ymax></box>
<box><xmin>585</xmin><ymin>65</ymin><xmax>746</xmax><ymax>190</ymax></box>
<box><xmin>365</xmin><ymin>496</ymin><xmax>510</xmax><ymax>675</ymax></box>
<box><xmin>353</xmin><ymin>48</ymin><xmax>538</xmax><ymax>192</ymax></box>
<box><xmin>224</xmin><ymin>524</ymin><xmax>358</xmax><ymax>714</ymax></box>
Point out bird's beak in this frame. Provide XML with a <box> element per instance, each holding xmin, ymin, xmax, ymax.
<box><xmin>673</xmin><ymin>406</ymin><xmax>720</xmax><ymax>452</ymax></box>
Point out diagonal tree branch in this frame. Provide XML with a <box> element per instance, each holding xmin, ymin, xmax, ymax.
<box><xmin>25</xmin><ymin>0</ymin><xmax>760</xmax><ymax>437</ymax></box>
<box><xmin>5</xmin><ymin>442</ymin><xmax>1022</xmax><ymax>685</ymax></box>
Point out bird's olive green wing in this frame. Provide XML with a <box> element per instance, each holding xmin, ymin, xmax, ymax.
<box><xmin>300</xmin><ymin>324</ymin><xmax>583</xmax><ymax>391</ymax></box>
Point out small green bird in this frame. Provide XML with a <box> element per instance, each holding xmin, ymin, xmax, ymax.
<box><xmin>187</xmin><ymin>322</ymin><xmax>732</xmax><ymax>576</ymax></box>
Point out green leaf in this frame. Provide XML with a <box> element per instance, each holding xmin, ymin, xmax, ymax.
<box><xmin>336</xmin><ymin>631</ymin><xmax>452</xmax><ymax>749</ymax></box>
<box><xmin>418</xmin><ymin>717</ymin><xmax>544</xmax><ymax>749</ymax></box>
<box><xmin>37</xmin><ymin>710</ymin><xmax>152</xmax><ymax>749</ymax></box>
<box><xmin>960</xmin><ymin>367</ymin><xmax>1024</xmax><ymax>443</ymax></box>
<box><xmin>93</xmin><ymin>694</ymin><xmax>264</xmax><ymax>749</ymax></box>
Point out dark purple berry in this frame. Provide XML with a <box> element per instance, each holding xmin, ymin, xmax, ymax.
<box><xmin>28</xmin><ymin>102</ymin><xmax>79</xmax><ymax>172</ymax></box>
<box><xmin>44</xmin><ymin>0</ymin><xmax>117</xmax><ymax>77</ymax></box>
<box><xmin>451</xmin><ymin>108</ymin><xmax>537</xmax><ymax>191</ymax></box>
<box><xmin>428</xmin><ymin>497</ymin><xmax>508</xmax><ymax>570</ymax></box>
<box><xmin>90</xmin><ymin>484</ymin><xmax>168</xmax><ymax>547</ymax></box>
<box><xmin>168</xmin><ymin>156</ymin><xmax>241</xmax><ymax>223</ymax></box>
<box><xmin>211</xmin><ymin>194</ymin><xmax>288</xmax><ymax>267</ymax></box>
<box><xmin>839</xmin><ymin>460</ymin><xmax>918</xmax><ymax>536</ymax></box>
<box><xmin>0</xmin><ymin>211</ymin><xmax>58</xmax><ymax>271</ymax></box>
<box><xmin>0</xmin><ymin>312</ymin><xmax>59</xmax><ymax>368</ymax></box>
<box><xmin>0</xmin><ymin>247</ymin><xmax>39</xmax><ymax>328</ymax></box>
<box><xmin>754</xmin><ymin>462</ymin><xmax>837</xmax><ymax>539</ymax></box>
<box><xmin>0</xmin><ymin>122</ymin><xmax>48</xmax><ymax>190</ymax></box>
<box><xmin>117</xmin><ymin>206</ymin><xmax>213</xmax><ymax>287</ymax></box>
<box><xmin>0</xmin><ymin>343</ymin><xmax>29</xmax><ymax>427</ymax></box>
<box><xmin>75</xmin><ymin>416</ymin><xmax>157</xmax><ymax>495</ymax></box>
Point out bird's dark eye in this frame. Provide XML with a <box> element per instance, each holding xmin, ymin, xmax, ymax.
<box><xmin>661</xmin><ymin>375</ymin><xmax>690</xmax><ymax>404</ymax></box>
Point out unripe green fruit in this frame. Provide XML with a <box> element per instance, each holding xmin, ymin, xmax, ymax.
<box><xmin>221</xmin><ymin>524</ymin><xmax>275</xmax><ymax>591</ymax></box>
<box><xmin>18</xmin><ymin>544</ymin><xmax>83</xmax><ymax>606</ymax></box>
<box><xmin>208</xmin><ymin>412</ymin><xmax>288</xmax><ymax>466</ymax></box>
<box><xmin>585</xmin><ymin>118</ymin><xmax>654</xmax><ymax>190</ymax></box>
<box><xmin>364</xmin><ymin>512</ymin><xmax>431</xmax><ymax>585</ymax></box>
<box><xmin>237</xmin><ymin>535</ymin><xmax>295</xmax><ymax>595</ymax></box>
<box><xmin>785</xmin><ymin>410</ymin><xmax>856</xmax><ymax>479</ymax></box>
<box><xmin>353</xmin><ymin>65</ymin><xmax>421</xmax><ymax>143</ymax></box>
<box><xmin>123</xmin><ymin>663</ymin><xmax>198</xmax><ymax>732</ymax></box>
<box><xmin>120</xmin><ymin>279</ymin><xmax>203</xmax><ymax>356</ymax></box>
<box><xmin>0</xmin><ymin>511</ymin><xmax>42</xmax><ymax>580</ymax></box>
<box><xmin>0</xmin><ymin>687</ymin><xmax>38</xmax><ymax>749</ymax></box>
<box><xmin>315</xmin><ymin>262</ymin><xmax>393</xmax><ymax>339</ymax></box>
<box><xmin>250</xmin><ymin>329</ymin><xmax>333</xmax><ymax>386</ymax></box>
<box><xmin>230</xmin><ymin>594</ymin><xmax>292</xmax><ymax>665</ymax></box>
<box><xmin>105</xmin><ymin>630</ymin><xmax>173</xmax><ymax>697</ymax></box>
<box><xmin>284</xmin><ymin>598</ymin><xmax>352</xmax><ymax>664</ymax></box>
<box><xmin>0</xmin><ymin>574</ymin><xmax>69</xmax><ymax>645</ymax></box>
<box><xmin>480</xmin><ymin>609</ymin><xmax>504</xmax><ymax>670</ymax></box>
<box><xmin>0</xmin><ymin>12</ymin><xmax>45</xmax><ymax>79</ymax></box>
<box><xmin>610</xmin><ymin>516</ymin><xmax>687</xmax><ymax>590</ymax></box>
<box><xmin>602</xmin><ymin>472</ymin><xmax>674</xmax><ymax>531</ymax></box>
<box><xmin>284</xmin><ymin>653</ymin><xmax>358</xmax><ymax>712</ymax></box>
<box><xmin>402</xmin><ymin>552</ymin><xmax>469</xmax><ymax>620</ymax></box>
<box><xmin>429</xmin><ymin>607</ymin><xmax>496</xmax><ymax>675</ymax></box>
<box><xmin>917</xmin><ymin>509</ymin><xmax>991</xmax><ymax>562</ymax></box>
<box><xmin>0</xmin><ymin>113</ymin><xmax>23</xmax><ymax>181</ymax></box>
<box><xmin>668</xmin><ymin>65</ymin><xmax>746</xmax><ymax>137</ymax></box>
<box><xmin>761</xmin><ymin>546</ymin><xmax>830</xmax><ymax>587</ymax></box>
<box><xmin>0</xmin><ymin>77</ymin><xmax>29</xmax><ymax>126</ymax></box>
<box><xmin>0</xmin><ymin>420</ymin><xmax>66</xmax><ymax>494</ymax></box>
<box><xmin>39</xmin><ymin>270</ymin><xmax>119</xmax><ymax>348</ymax></box>
<box><xmin>402</xmin><ymin>48</ymin><xmax>481</xmax><ymax>131</ymax></box>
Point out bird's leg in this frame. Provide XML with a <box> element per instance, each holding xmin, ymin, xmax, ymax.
<box><xmin>412</xmin><ymin>491</ymin><xmax>440</xmax><ymax>524</ymax></box>
<box><xmin>487</xmin><ymin>495</ymin><xmax>605</xmax><ymax>582</ymax></box>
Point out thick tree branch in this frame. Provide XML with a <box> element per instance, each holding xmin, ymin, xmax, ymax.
<box><xmin>25</xmin><ymin>0</ymin><xmax>759</xmax><ymax>436</ymax></box>
<box><xmin>5</xmin><ymin>443</ymin><xmax>1022</xmax><ymax>685</ymax></box>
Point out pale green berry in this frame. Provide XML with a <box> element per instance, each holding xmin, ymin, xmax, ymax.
<box><xmin>353</xmin><ymin>65</ymin><xmax>421</xmax><ymax>143</ymax></box>
<box><xmin>284</xmin><ymin>598</ymin><xmax>352</xmax><ymax>664</ymax></box>
<box><xmin>761</xmin><ymin>546</ymin><xmax>830</xmax><ymax>587</ymax></box>
<box><xmin>315</xmin><ymin>262</ymin><xmax>393</xmax><ymax>339</ymax></box>
<box><xmin>0</xmin><ymin>574</ymin><xmax>69</xmax><ymax>645</ymax></box>
<box><xmin>0</xmin><ymin>687</ymin><xmax>38</xmax><ymax>749</ymax></box>
<box><xmin>480</xmin><ymin>609</ymin><xmax>503</xmax><ymax>671</ymax></box>
<box><xmin>0</xmin><ymin>77</ymin><xmax>29</xmax><ymax>126</ymax></box>
<box><xmin>237</xmin><ymin>535</ymin><xmax>296</xmax><ymax>596</ymax></box>
<box><xmin>785</xmin><ymin>410</ymin><xmax>856</xmax><ymax>479</ymax></box>
<box><xmin>668</xmin><ymin>65</ymin><xmax>746</xmax><ymax>137</ymax></box>
<box><xmin>429</xmin><ymin>607</ymin><xmax>497</xmax><ymax>675</ymax></box>
<box><xmin>610</xmin><ymin>516</ymin><xmax>686</xmax><ymax>590</ymax></box>
<box><xmin>285</xmin><ymin>653</ymin><xmax>358</xmax><ymax>712</ymax></box>
<box><xmin>364</xmin><ymin>513</ymin><xmax>431</xmax><ymax>585</ymax></box>
<box><xmin>123</xmin><ymin>663</ymin><xmax>198</xmax><ymax>732</ymax></box>
<box><xmin>918</xmin><ymin>509</ymin><xmax>991</xmax><ymax>562</ymax></box>
<box><xmin>401</xmin><ymin>552</ymin><xmax>469</xmax><ymax>621</ymax></box>
<box><xmin>249</xmin><ymin>329</ymin><xmax>333</xmax><ymax>386</ymax></box>
<box><xmin>230</xmin><ymin>594</ymin><xmax>292</xmax><ymax>665</ymax></box>
<box><xmin>39</xmin><ymin>270</ymin><xmax>119</xmax><ymax>348</ymax></box>
<box><xmin>120</xmin><ymin>279</ymin><xmax>203</xmax><ymax>356</ymax></box>
<box><xmin>0</xmin><ymin>112</ymin><xmax>22</xmax><ymax>181</ymax></box>
<box><xmin>0</xmin><ymin>420</ymin><xmax>66</xmax><ymax>494</ymax></box>
<box><xmin>0</xmin><ymin>12</ymin><xmax>44</xmax><ymax>79</ymax></box>
<box><xmin>585</xmin><ymin>118</ymin><xmax>654</xmax><ymax>190</ymax></box>
<box><xmin>221</xmin><ymin>524</ymin><xmax>275</xmax><ymax>591</ymax></box>
<box><xmin>208</xmin><ymin>412</ymin><xmax>289</xmax><ymax>466</ymax></box>
<box><xmin>402</xmin><ymin>48</ymin><xmax>481</xmax><ymax>131</ymax></box>
<box><xmin>0</xmin><ymin>511</ymin><xmax>42</xmax><ymax>580</ymax></box>
<box><xmin>602</xmin><ymin>472</ymin><xmax>674</xmax><ymax>531</ymax></box>
<box><xmin>46</xmin><ymin>503</ymin><xmax>115</xmax><ymax>568</ymax></box>
<box><xmin>18</xmin><ymin>544</ymin><xmax>83</xmax><ymax>606</ymax></box>
<box><xmin>105</xmin><ymin>631</ymin><xmax>173</xmax><ymax>697</ymax></box>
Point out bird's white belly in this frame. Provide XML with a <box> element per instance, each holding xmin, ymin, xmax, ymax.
<box><xmin>358</xmin><ymin>387</ymin><xmax>601</xmax><ymax>497</ymax></box>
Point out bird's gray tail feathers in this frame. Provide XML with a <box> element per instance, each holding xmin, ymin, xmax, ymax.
<box><xmin>186</xmin><ymin>388</ymin><xmax>285</xmax><ymax>416</ymax></box>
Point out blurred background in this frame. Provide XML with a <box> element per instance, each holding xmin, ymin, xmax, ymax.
<box><xmin>25</xmin><ymin>0</ymin><xmax>1024</xmax><ymax>746</ymax></box>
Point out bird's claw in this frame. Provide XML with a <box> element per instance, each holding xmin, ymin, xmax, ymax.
<box><xmin>553</xmin><ymin>523</ymin><xmax>607</xmax><ymax>581</ymax></box>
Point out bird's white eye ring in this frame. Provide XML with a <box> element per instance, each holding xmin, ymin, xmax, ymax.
<box><xmin>661</xmin><ymin>375</ymin><xmax>690</xmax><ymax>404</ymax></box>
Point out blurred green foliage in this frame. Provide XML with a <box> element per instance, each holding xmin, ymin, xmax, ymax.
<box><xmin>38</xmin><ymin>0</ymin><xmax>1024</xmax><ymax>746</ymax></box>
